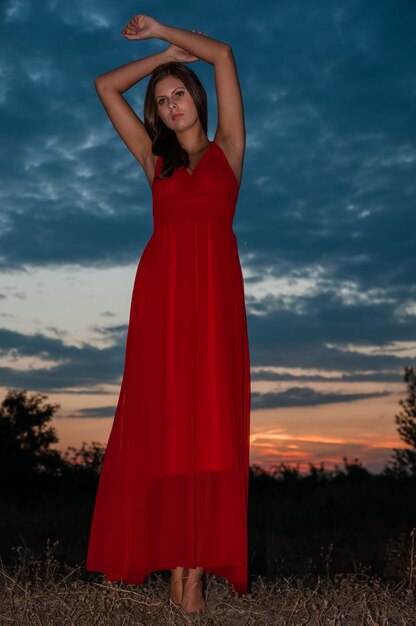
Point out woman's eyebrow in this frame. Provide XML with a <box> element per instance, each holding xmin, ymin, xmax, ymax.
<box><xmin>155</xmin><ymin>87</ymin><xmax>184</xmax><ymax>99</ymax></box>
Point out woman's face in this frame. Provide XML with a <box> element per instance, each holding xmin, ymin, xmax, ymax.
<box><xmin>154</xmin><ymin>77</ymin><xmax>199</xmax><ymax>132</ymax></box>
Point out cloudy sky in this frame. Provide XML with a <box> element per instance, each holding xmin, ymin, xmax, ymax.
<box><xmin>1</xmin><ymin>0</ymin><xmax>415</xmax><ymax>473</ymax></box>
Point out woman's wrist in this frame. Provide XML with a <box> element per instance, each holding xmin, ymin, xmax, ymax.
<box><xmin>150</xmin><ymin>22</ymin><xmax>228</xmax><ymax>65</ymax></box>
<box><xmin>153</xmin><ymin>21</ymin><xmax>167</xmax><ymax>40</ymax></box>
<box><xmin>159</xmin><ymin>48</ymin><xmax>175</xmax><ymax>63</ymax></box>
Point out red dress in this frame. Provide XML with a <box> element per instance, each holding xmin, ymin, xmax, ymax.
<box><xmin>86</xmin><ymin>140</ymin><xmax>251</xmax><ymax>594</ymax></box>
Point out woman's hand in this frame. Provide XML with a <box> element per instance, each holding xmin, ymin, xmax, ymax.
<box><xmin>121</xmin><ymin>14</ymin><xmax>161</xmax><ymax>40</ymax></box>
<box><xmin>164</xmin><ymin>30</ymin><xmax>208</xmax><ymax>63</ymax></box>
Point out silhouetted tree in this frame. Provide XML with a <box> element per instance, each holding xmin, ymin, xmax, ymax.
<box><xmin>386</xmin><ymin>365</ymin><xmax>416</xmax><ymax>477</ymax></box>
<box><xmin>62</xmin><ymin>441</ymin><xmax>106</xmax><ymax>473</ymax></box>
<box><xmin>270</xmin><ymin>462</ymin><xmax>301</xmax><ymax>482</ymax></box>
<box><xmin>334</xmin><ymin>456</ymin><xmax>371</xmax><ymax>481</ymax></box>
<box><xmin>306</xmin><ymin>461</ymin><xmax>332</xmax><ymax>483</ymax></box>
<box><xmin>250</xmin><ymin>463</ymin><xmax>269</xmax><ymax>478</ymax></box>
<box><xmin>0</xmin><ymin>388</ymin><xmax>64</xmax><ymax>479</ymax></box>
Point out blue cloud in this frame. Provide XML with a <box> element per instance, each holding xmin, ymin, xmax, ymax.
<box><xmin>0</xmin><ymin>0</ymin><xmax>415</xmax><ymax>407</ymax></box>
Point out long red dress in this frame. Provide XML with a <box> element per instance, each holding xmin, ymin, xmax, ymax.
<box><xmin>86</xmin><ymin>140</ymin><xmax>251</xmax><ymax>594</ymax></box>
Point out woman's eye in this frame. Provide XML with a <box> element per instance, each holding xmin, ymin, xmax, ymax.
<box><xmin>157</xmin><ymin>91</ymin><xmax>184</xmax><ymax>106</ymax></box>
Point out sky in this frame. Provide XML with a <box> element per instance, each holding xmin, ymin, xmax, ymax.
<box><xmin>0</xmin><ymin>0</ymin><xmax>415</xmax><ymax>474</ymax></box>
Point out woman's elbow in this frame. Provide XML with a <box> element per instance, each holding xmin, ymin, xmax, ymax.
<box><xmin>94</xmin><ymin>76</ymin><xmax>108</xmax><ymax>92</ymax></box>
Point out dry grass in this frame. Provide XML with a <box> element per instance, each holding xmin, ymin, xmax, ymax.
<box><xmin>0</xmin><ymin>536</ymin><xmax>415</xmax><ymax>625</ymax></box>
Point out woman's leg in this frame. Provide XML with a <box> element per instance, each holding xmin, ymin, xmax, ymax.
<box><xmin>181</xmin><ymin>566</ymin><xmax>206</xmax><ymax>613</ymax></box>
<box><xmin>169</xmin><ymin>567</ymin><xmax>185</xmax><ymax>604</ymax></box>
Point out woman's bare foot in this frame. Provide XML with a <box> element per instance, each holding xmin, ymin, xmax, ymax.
<box><xmin>181</xmin><ymin>566</ymin><xmax>206</xmax><ymax>614</ymax></box>
<box><xmin>169</xmin><ymin>566</ymin><xmax>185</xmax><ymax>604</ymax></box>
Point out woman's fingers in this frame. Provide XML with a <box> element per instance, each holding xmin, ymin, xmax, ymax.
<box><xmin>122</xmin><ymin>20</ymin><xmax>140</xmax><ymax>37</ymax></box>
<box><xmin>128</xmin><ymin>19</ymin><xmax>139</xmax><ymax>30</ymax></box>
<box><xmin>122</xmin><ymin>14</ymin><xmax>142</xmax><ymax>34</ymax></box>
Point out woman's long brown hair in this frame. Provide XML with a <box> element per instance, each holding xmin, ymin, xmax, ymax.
<box><xmin>144</xmin><ymin>62</ymin><xmax>208</xmax><ymax>180</ymax></box>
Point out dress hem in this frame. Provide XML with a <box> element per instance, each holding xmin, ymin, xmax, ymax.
<box><xmin>85</xmin><ymin>563</ymin><xmax>248</xmax><ymax>594</ymax></box>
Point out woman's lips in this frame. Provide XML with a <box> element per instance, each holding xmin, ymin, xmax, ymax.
<box><xmin>172</xmin><ymin>113</ymin><xmax>183</xmax><ymax>120</ymax></box>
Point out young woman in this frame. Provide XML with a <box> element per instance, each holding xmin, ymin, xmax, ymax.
<box><xmin>85</xmin><ymin>14</ymin><xmax>251</xmax><ymax>615</ymax></box>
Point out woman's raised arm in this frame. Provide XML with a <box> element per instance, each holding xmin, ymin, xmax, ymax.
<box><xmin>94</xmin><ymin>49</ymin><xmax>172</xmax><ymax>188</ymax></box>
<box><xmin>93</xmin><ymin>14</ymin><xmax>244</xmax><ymax>188</ymax></box>
<box><xmin>156</xmin><ymin>20</ymin><xmax>245</xmax><ymax>185</ymax></box>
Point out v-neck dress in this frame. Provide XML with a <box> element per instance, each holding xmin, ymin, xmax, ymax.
<box><xmin>86</xmin><ymin>140</ymin><xmax>251</xmax><ymax>594</ymax></box>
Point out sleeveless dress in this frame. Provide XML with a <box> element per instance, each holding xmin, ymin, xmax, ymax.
<box><xmin>86</xmin><ymin>140</ymin><xmax>251</xmax><ymax>594</ymax></box>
